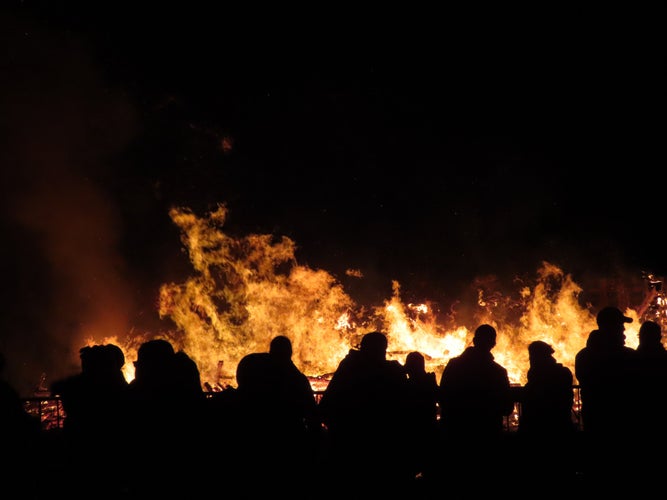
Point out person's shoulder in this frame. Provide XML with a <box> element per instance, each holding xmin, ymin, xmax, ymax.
<box><xmin>575</xmin><ymin>345</ymin><xmax>591</xmax><ymax>359</ymax></box>
<box><xmin>558</xmin><ymin>362</ymin><xmax>573</xmax><ymax>373</ymax></box>
<box><xmin>556</xmin><ymin>363</ymin><xmax>574</xmax><ymax>378</ymax></box>
<box><xmin>329</xmin><ymin>349</ymin><xmax>360</xmax><ymax>376</ymax></box>
<box><xmin>339</xmin><ymin>348</ymin><xmax>362</xmax><ymax>365</ymax></box>
<box><xmin>450</xmin><ymin>348</ymin><xmax>471</xmax><ymax>362</ymax></box>
<box><xmin>386</xmin><ymin>359</ymin><xmax>406</xmax><ymax>375</ymax></box>
<box><xmin>493</xmin><ymin>361</ymin><xmax>510</xmax><ymax>376</ymax></box>
<box><xmin>443</xmin><ymin>352</ymin><xmax>465</xmax><ymax>369</ymax></box>
<box><xmin>584</xmin><ymin>329</ymin><xmax>603</xmax><ymax>347</ymax></box>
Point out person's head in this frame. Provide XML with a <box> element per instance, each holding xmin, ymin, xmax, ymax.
<box><xmin>360</xmin><ymin>331</ymin><xmax>388</xmax><ymax>361</ymax></box>
<box><xmin>528</xmin><ymin>340</ymin><xmax>555</xmax><ymax>363</ymax></box>
<box><xmin>596</xmin><ymin>306</ymin><xmax>632</xmax><ymax>329</ymax></box>
<box><xmin>79</xmin><ymin>345</ymin><xmax>97</xmax><ymax>373</ymax></box>
<box><xmin>236</xmin><ymin>352</ymin><xmax>272</xmax><ymax>391</ymax></box>
<box><xmin>472</xmin><ymin>324</ymin><xmax>497</xmax><ymax>351</ymax></box>
<box><xmin>173</xmin><ymin>350</ymin><xmax>203</xmax><ymax>393</ymax></box>
<box><xmin>134</xmin><ymin>339</ymin><xmax>175</xmax><ymax>380</ymax></box>
<box><xmin>595</xmin><ymin>306</ymin><xmax>632</xmax><ymax>346</ymax></box>
<box><xmin>80</xmin><ymin>344</ymin><xmax>126</xmax><ymax>380</ymax></box>
<box><xmin>269</xmin><ymin>335</ymin><xmax>293</xmax><ymax>361</ymax></box>
<box><xmin>136</xmin><ymin>339</ymin><xmax>174</xmax><ymax>363</ymax></box>
<box><xmin>404</xmin><ymin>351</ymin><xmax>425</xmax><ymax>376</ymax></box>
<box><xmin>639</xmin><ymin>320</ymin><xmax>662</xmax><ymax>346</ymax></box>
<box><xmin>105</xmin><ymin>344</ymin><xmax>125</xmax><ymax>371</ymax></box>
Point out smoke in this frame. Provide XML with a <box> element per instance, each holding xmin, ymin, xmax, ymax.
<box><xmin>1</xmin><ymin>11</ymin><xmax>140</xmax><ymax>395</ymax></box>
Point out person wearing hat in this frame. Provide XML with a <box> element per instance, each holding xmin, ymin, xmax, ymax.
<box><xmin>516</xmin><ymin>340</ymin><xmax>577</xmax><ymax>492</ymax></box>
<box><xmin>574</xmin><ymin>306</ymin><xmax>639</xmax><ymax>489</ymax></box>
<box><xmin>520</xmin><ymin>340</ymin><xmax>575</xmax><ymax>435</ymax></box>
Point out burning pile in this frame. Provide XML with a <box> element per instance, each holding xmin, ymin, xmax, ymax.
<box><xmin>89</xmin><ymin>203</ymin><xmax>652</xmax><ymax>390</ymax></box>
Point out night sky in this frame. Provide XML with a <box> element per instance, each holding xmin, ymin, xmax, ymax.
<box><xmin>1</xmin><ymin>3</ymin><xmax>664</xmax><ymax>394</ymax></box>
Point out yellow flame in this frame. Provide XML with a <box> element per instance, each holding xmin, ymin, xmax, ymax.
<box><xmin>102</xmin><ymin>204</ymin><xmax>645</xmax><ymax>389</ymax></box>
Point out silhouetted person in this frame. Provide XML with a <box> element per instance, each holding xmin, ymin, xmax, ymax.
<box><xmin>124</xmin><ymin>339</ymin><xmax>205</xmax><ymax>496</ymax></box>
<box><xmin>318</xmin><ymin>331</ymin><xmax>410</xmax><ymax>496</ymax></box>
<box><xmin>403</xmin><ymin>351</ymin><xmax>439</xmax><ymax>487</ymax></box>
<box><xmin>171</xmin><ymin>349</ymin><xmax>208</xmax><ymax>493</ymax></box>
<box><xmin>520</xmin><ymin>340</ymin><xmax>575</xmax><ymax>435</ymax></box>
<box><xmin>268</xmin><ymin>335</ymin><xmax>321</xmax><ymax>435</ymax></box>
<box><xmin>0</xmin><ymin>351</ymin><xmax>41</xmax><ymax>494</ymax></box>
<box><xmin>268</xmin><ymin>335</ymin><xmax>322</xmax><ymax>448</ymax></box>
<box><xmin>231</xmin><ymin>351</ymin><xmax>280</xmax><ymax>498</ymax></box>
<box><xmin>517</xmin><ymin>340</ymin><xmax>577</xmax><ymax>493</ymax></box>
<box><xmin>436</xmin><ymin>324</ymin><xmax>514</xmax><ymax>495</ymax></box>
<box><xmin>51</xmin><ymin>344</ymin><xmax>129</xmax><ymax>437</ymax></box>
<box><xmin>632</xmin><ymin>320</ymin><xmax>667</xmax><ymax>488</ymax></box>
<box><xmin>267</xmin><ymin>335</ymin><xmax>322</xmax><ymax>496</ymax></box>
<box><xmin>225</xmin><ymin>337</ymin><xmax>321</xmax><ymax>499</ymax></box>
<box><xmin>635</xmin><ymin>320</ymin><xmax>667</xmax><ymax>429</ymax></box>
<box><xmin>172</xmin><ymin>349</ymin><xmax>205</xmax><ymax>402</ymax></box>
<box><xmin>574</xmin><ymin>306</ymin><xmax>639</xmax><ymax>491</ymax></box>
<box><xmin>49</xmin><ymin>343</ymin><xmax>130</xmax><ymax>499</ymax></box>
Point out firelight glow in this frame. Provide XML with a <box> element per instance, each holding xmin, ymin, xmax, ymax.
<box><xmin>91</xmin><ymin>204</ymin><xmax>644</xmax><ymax>391</ymax></box>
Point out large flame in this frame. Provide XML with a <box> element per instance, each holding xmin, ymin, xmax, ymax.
<box><xmin>91</xmin><ymin>204</ymin><xmax>647</xmax><ymax>389</ymax></box>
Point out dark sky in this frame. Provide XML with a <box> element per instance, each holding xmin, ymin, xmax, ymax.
<box><xmin>1</xmin><ymin>3</ymin><xmax>664</xmax><ymax>392</ymax></box>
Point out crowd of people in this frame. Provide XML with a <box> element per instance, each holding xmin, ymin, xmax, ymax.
<box><xmin>1</xmin><ymin>305</ymin><xmax>666</xmax><ymax>498</ymax></box>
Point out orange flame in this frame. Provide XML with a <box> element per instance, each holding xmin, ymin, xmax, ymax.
<box><xmin>92</xmin><ymin>204</ymin><xmax>645</xmax><ymax>389</ymax></box>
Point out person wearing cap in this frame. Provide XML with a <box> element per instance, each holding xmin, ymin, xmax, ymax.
<box><xmin>574</xmin><ymin>306</ymin><xmax>639</xmax><ymax>489</ymax></box>
<box><xmin>574</xmin><ymin>306</ymin><xmax>637</xmax><ymax>432</ymax></box>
